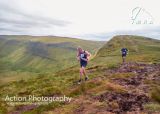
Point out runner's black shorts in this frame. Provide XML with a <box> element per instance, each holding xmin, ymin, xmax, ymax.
<box><xmin>80</xmin><ymin>61</ymin><xmax>87</xmax><ymax>67</ymax></box>
<box><xmin>122</xmin><ymin>54</ymin><xmax>127</xmax><ymax>57</ymax></box>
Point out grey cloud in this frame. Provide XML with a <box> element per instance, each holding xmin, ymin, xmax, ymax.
<box><xmin>0</xmin><ymin>27</ymin><xmax>21</xmax><ymax>32</ymax></box>
<box><xmin>0</xmin><ymin>3</ymin><xmax>69</xmax><ymax>26</ymax></box>
<box><xmin>0</xmin><ymin>2</ymin><xmax>70</xmax><ymax>34</ymax></box>
<box><xmin>82</xmin><ymin>26</ymin><xmax>160</xmax><ymax>41</ymax></box>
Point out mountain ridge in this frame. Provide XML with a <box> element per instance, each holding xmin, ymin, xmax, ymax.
<box><xmin>0</xmin><ymin>35</ymin><xmax>160</xmax><ymax>114</ymax></box>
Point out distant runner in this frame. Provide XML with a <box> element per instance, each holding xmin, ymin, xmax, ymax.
<box><xmin>77</xmin><ymin>47</ymin><xmax>91</xmax><ymax>84</ymax></box>
<box><xmin>121</xmin><ymin>48</ymin><xmax>128</xmax><ymax>63</ymax></box>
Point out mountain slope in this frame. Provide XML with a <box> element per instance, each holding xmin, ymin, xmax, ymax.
<box><xmin>0</xmin><ymin>35</ymin><xmax>160</xmax><ymax>114</ymax></box>
<box><xmin>97</xmin><ymin>35</ymin><xmax>160</xmax><ymax>57</ymax></box>
<box><xmin>0</xmin><ymin>35</ymin><xmax>104</xmax><ymax>84</ymax></box>
<box><xmin>90</xmin><ymin>35</ymin><xmax>160</xmax><ymax>68</ymax></box>
<box><xmin>0</xmin><ymin>35</ymin><xmax>104</xmax><ymax>74</ymax></box>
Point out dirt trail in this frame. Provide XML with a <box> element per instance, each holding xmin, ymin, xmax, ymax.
<box><xmin>73</xmin><ymin>62</ymin><xmax>160</xmax><ymax>114</ymax></box>
<box><xmin>9</xmin><ymin>105</ymin><xmax>37</xmax><ymax>114</ymax></box>
<box><xmin>10</xmin><ymin>62</ymin><xmax>160</xmax><ymax>114</ymax></box>
<box><xmin>110</xmin><ymin>62</ymin><xmax>160</xmax><ymax>94</ymax></box>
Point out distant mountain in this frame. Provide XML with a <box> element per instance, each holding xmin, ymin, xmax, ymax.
<box><xmin>0</xmin><ymin>35</ymin><xmax>104</xmax><ymax>74</ymax></box>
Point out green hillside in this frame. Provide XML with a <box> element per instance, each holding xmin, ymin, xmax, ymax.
<box><xmin>0</xmin><ymin>35</ymin><xmax>160</xmax><ymax>114</ymax></box>
<box><xmin>91</xmin><ymin>35</ymin><xmax>160</xmax><ymax>68</ymax></box>
<box><xmin>0</xmin><ymin>35</ymin><xmax>104</xmax><ymax>83</ymax></box>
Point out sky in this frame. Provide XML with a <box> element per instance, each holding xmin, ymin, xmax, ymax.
<box><xmin>0</xmin><ymin>0</ymin><xmax>160</xmax><ymax>41</ymax></box>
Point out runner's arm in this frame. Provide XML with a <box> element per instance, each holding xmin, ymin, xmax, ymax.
<box><xmin>80</xmin><ymin>58</ymin><xmax>88</xmax><ymax>62</ymax></box>
<box><xmin>76</xmin><ymin>52</ymin><xmax>80</xmax><ymax>61</ymax></box>
<box><xmin>85</xmin><ymin>51</ymin><xmax>91</xmax><ymax>60</ymax></box>
<box><xmin>126</xmin><ymin>49</ymin><xmax>129</xmax><ymax>54</ymax></box>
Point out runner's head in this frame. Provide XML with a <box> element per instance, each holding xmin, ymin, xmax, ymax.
<box><xmin>77</xmin><ymin>47</ymin><xmax>83</xmax><ymax>53</ymax></box>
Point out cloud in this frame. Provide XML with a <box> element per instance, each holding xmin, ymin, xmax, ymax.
<box><xmin>0</xmin><ymin>1</ymin><xmax>70</xmax><ymax>35</ymax></box>
<box><xmin>0</xmin><ymin>0</ymin><xmax>159</xmax><ymax>40</ymax></box>
<box><xmin>81</xmin><ymin>26</ymin><xmax>160</xmax><ymax>41</ymax></box>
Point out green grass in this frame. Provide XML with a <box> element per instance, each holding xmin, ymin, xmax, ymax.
<box><xmin>0</xmin><ymin>35</ymin><xmax>104</xmax><ymax>84</ymax></box>
<box><xmin>95</xmin><ymin>35</ymin><xmax>160</xmax><ymax>66</ymax></box>
<box><xmin>151</xmin><ymin>86</ymin><xmax>160</xmax><ymax>103</ymax></box>
<box><xmin>144</xmin><ymin>103</ymin><xmax>160</xmax><ymax>112</ymax></box>
<box><xmin>0</xmin><ymin>35</ymin><xmax>160</xmax><ymax>114</ymax></box>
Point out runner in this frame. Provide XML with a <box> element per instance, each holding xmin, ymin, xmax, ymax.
<box><xmin>77</xmin><ymin>47</ymin><xmax>91</xmax><ymax>84</ymax></box>
<box><xmin>121</xmin><ymin>48</ymin><xmax>128</xmax><ymax>63</ymax></box>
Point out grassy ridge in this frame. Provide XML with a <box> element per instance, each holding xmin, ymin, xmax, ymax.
<box><xmin>93</xmin><ymin>35</ymin><xmax>160</xmax><ymax>66</ymax></box>
<box><xmin>0</xmin><ymin>35</ymin><xmax>104</xmax><ymax>84</ymax></box>
<box><xmin>0</xmin><ymin>35</ymin><xmax>160</xmax><ymax>113</ymax></box>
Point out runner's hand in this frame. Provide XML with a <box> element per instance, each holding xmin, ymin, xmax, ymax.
<box><xmin>77</xmin><ymin>57</ymin><xmax>80</xmax><ymax>61</ymax></box>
